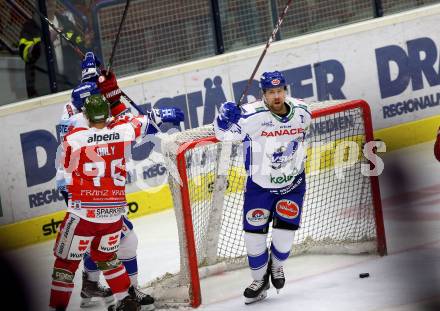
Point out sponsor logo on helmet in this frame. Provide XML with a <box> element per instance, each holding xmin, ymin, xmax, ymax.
<box><xmin>271</xmin><ymin>79</ymin><xmax>281</xmax><ymax>86</ymax></box>
<box><xmin>275</xmin><ymin>199</ymin><xmax>299</xmax><ymax>219</ymax></box>
<box><xmin>246</xmin><ymin>208</ymin><xmax>270</xmax><ymax>226</ymax></box>
<box><xmin>75</xmin><ymin>84</ymin><xmax>94</xmax><ymax>92</ymax></box>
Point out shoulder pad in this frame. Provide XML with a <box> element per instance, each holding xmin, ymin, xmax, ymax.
<box><xmin>64</xmin><ymin>127</ymin><xmax>88</xmax><ymax>141</ymax></box>
<box><xmin>288</xmin><ymin>97</ymin><xmax>310</xmax><ymax>113</ymax></box>
<box><xmin>241</xmin><ymin>100</ymin><xmax>267</xmax><ymax>115</ymax></box>
<box><xmin>108</xmin><ymin>115</ymin><xmax>133</xmax><ymax>129</ymax></box>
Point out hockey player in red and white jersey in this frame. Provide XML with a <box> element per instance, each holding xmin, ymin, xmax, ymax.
<box><xmin>50</xmin><ymin>94</ymin><xmax>137</xmax><ymax>311</ymax></box>
<box><xmin>55</xmin><ymin>53</ymin><xmax>183</xmax><ymax>310</ymax></box>
<box><xmin>50</xmin><ymin>74</ymin><xmax>183</xmax><ymax>310</ymax></box>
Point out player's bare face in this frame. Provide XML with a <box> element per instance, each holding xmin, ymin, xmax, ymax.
<box><xmin>264</xmin><ymin>87</ymin><xmax>287</xmax><ymax>115</ymax></box>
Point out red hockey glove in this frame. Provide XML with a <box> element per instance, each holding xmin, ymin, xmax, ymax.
<box><xmin>98</xmin><ymin>70</ymin><xmax>126</xmax><ymax>116</ymax></box>
<box><xmin>435</xmin><ymin>126</ymin><xmax>440</xmax><ymax>162</ymax></box>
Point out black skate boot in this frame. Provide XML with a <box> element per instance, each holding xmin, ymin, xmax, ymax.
<box><xmin>115</xmin><ymin>295</ymin><xmax>140</xmax><ymax>311</ymax></box>
<box><xmin>128</xmin><ymin>286</ymin><xmax>155</xmax><ymax>310</ymax></box>
<box><xmin>269</xmin><ymin>259</ymin><xmax>285</xmax><ymax>293</ymax></box>
<box><xmin>80</xmin><ymin>271</ymin><xmax>114</xmax><ymax>308</ymax></box>
<box><xmin>243</xmin><ymin>264</ymin><xmax>270</xmax><ymax>305</ymax></box>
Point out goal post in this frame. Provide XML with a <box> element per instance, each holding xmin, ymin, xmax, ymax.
<box><xmin>156</xmin><ymin>99</ymin><xmax>387</xmax><ymax>308</ymax></box>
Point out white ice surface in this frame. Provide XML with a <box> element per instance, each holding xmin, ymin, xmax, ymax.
<box><xmin>5</xmin><ymin>141</ymin><xmax>440</xmax><ymax>310</ymax></box>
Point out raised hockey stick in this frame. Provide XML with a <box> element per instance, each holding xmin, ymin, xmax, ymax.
<box><xmin>26</xmin><ymin>0</ymin><xmax>142</xmax><ymax>113</ymax></box>
<box><xmin>237</xmin><ymin>0</ymin><xmax>293</xmax><ymax>106</ymax></box>
<box><xmin>100</xmin><ymin>0</ymin><xmax>149</xmax><ymax>118</ymax></box>
<box><xmin>106</xmin><ymin>0</ymin><xmax>131</xmax><ymax>73</ymax></box>
<box><xmin>16</xmin><ymin>0</ymin><xmax>86</xmax><ymax>58</ymax></box>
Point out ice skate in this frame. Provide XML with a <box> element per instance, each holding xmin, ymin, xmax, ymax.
<box><xmin>128</xmin><ymin>286</ymin><xmax>155</xmax><ymax>310</ymax></box>
<box><xmin>115</xmin><ymin>295</ymin><xmax>140</xmax><ymax>311</ymax></box>
<box><xmin>243</xmin><ymin>266</ymin><xmax>270</xmax><ymax>305</ymax></box>
<box><xmin>270</xmin><ymin>263</ymin><xmax>285</xmax><ymax>294</ymax></box>
<box><xmin>80</xmin><ymin>271</ymin><xmax>114</xmax><ymax>308</ymax></box>
<box><xmin>243</xmin><ymin>278</ymin><xmax>270</xmax><ymax>304</ymax></box>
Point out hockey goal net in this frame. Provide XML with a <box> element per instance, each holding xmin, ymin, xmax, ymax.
<box><xmin>153</xmin><ymin>99</ymin><xmax>386</xmax><ymax>308</ymax></box>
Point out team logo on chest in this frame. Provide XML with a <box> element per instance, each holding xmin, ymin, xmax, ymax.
<box><xmin>266</xmin><ymin>142</ymin><xmax>298</xmax><ymax>170</ymax></box>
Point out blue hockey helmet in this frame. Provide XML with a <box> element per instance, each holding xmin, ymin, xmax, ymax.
<box><xmin>81</xmin><ymin>52</ymin><xmax>101</xmax><ymax>83</ymax></box>
<box><xmin>259</xmin><ymin>71</ymin><xmax>286</xmax><ymax>91</ymax></box>
<box><xmin>71</xmin><ymin>81</ymin><xmax>100</xmax><ymax>111</ymax></box>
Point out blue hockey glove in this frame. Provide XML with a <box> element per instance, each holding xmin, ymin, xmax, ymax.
<box><xmin>81</xmin><ymin>51</ymin><xmax>101</xmax><ymax>82</ymax></box>
<box><xmin>56</xmin><ymin>178</ymin><xmax>67</xmax><ymax>193</ymax></box>
<box><xmin>219</xmin><ymin>101</ymin><xmax>241</xmax><ymax>124</ymax></box>
<box><xmin>71</xmin><ymin>81</ymin><xmax>100</xmax><ymax>111</ymax></box>
<box><xmin>152</xmin><ymin>107</ymin><xmax>184</xmax><ymax>126</ymax></box>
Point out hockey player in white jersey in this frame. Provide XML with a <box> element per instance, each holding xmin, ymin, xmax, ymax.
<box><xmin>214</xmin><ymin>71</ymin><xmax>311</xmax><ymax>304</ymax></box>
<box><xmin>55</xmin><ymin>52</ymin><xmax>183</xmax><ymax>310</ymax></box>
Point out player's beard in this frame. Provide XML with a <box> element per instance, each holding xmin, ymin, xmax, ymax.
<box><xmin>270</xmin><ymin>100</ymin><xmax>285</xmax><ymax>114</ymax></box>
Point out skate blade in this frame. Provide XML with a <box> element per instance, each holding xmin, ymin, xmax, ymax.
<box><xmin>80</xmin><ymin>296</ymin><xmax>115</xmax><ymax>308</ymax></box>
<box><xmin>140</xmin><ymin>304</ymin><xmax>156</xmax><ymax>311</ymax></box>
<box><xmin>103</xmin><ymin>295</ymin><xmax>115</xmax><ymax>306</ymax></box>
<box><xmin>80</xmin><ymin>298</ymin><xmax>100</xmax><ymax>308</ymax></box>
<box><xmin>244</xmin><ymin>290</ymin><xmax>267</xmax><ymax>305</ymax></box>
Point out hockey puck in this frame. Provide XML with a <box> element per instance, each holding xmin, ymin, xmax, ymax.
<box><xmin>359</xmin><ymin>273</ymin><xmax>370</xmax><ymax>278</ymax></box>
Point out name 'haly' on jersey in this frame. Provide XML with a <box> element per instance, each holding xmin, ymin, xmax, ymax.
<box><xmin>214</xmin><ymin>97</ymin><xmax>311</xmax><ymax>190</ymax></box>
<box><xmin>62</xmin><ymin>115</ymin><xmax>150</xmax><ymax>223</ymax></box>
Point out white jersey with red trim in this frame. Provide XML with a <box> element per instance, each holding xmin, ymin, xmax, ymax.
<box><xmin>63</xmin><ymin>115</ymin><xmax>150</xmax><ymax>223</ymax></box>
<box><xmin>214</xmin><ymin>97</ymin><xmax>311</xmax><ymax>190</ymax></box>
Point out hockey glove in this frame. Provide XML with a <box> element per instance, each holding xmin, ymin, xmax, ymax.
<box><xmin>151</xmin><ymin>107</ymin><xmax>184</xmax><ymax>126</ymax></box>
<box><xmin>219</xmin><ymin>101</ymin><xmax>241</xmax><ymax>123</ymax></box>
<box><xmin>81</xmin><ymin>51</ymin><xmax>101</xmax><ymax>82</ymax></box>
<box><xmin>97</xmin><ymin>70</ymin><xmax>127</xmax><ymax>116</ymax></box>
<box><xmin>56</xmin><ymin>178</ymin><xmax>67</xmax><ymax>193</ymax></box>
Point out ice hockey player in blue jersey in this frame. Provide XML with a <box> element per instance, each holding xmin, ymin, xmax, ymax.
<box><xmin>214</xmin><ymin>71</ymin><xmax>311</xmax><ymax>304</ymax></box>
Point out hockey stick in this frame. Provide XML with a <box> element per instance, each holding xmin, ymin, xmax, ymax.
<box><xmin>100</xmin><ymin>0</ymin><xmax>148</xmax><ymax>118</ymax></box>
<box><xmin>16</xmin><ymin>0</ymin><xmax>86</xmax><ymax>58</ymax></box>
<box><xmin>26</xmin><ymin>0</ymin><xmax>142</xmax><ymax>114</ymax></box>
<box><xmin>237</xmin><ymin>0</ymin><xmax>293</xmax><ymax>106</ymax></box>
<box><xmin>106</xmin><ymin>0</ymin><xmax>130</xmax><ymax>73</ymax></box>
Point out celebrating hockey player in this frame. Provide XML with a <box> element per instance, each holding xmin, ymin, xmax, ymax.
<box><xmin>214</xmin><ymin>71</ymin><xmax>311</xmax><ymax>304</ymax></box>
<box><xmin>50</xmin><ymin>91</ymin><xmax>183</xmax><ymax>311</ymax></box>
<box><xmin>54</xmin><ymin>52</ymin><xmax>183</xmax><ymax>310</ymax></box>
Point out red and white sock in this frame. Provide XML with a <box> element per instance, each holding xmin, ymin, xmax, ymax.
<box><xmin>49</xmin><ymin>258</ymin><xmax>79</xmax><ymax>309</ymax></box>
<box><xmin>102</xmin><ymin>264</ymin><xmax>131</xmax><ymax>300</ymax></box>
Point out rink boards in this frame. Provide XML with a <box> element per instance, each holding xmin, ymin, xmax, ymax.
<box><xmin>1</xmin><ymin>4</ymin><xmax>440</xmax><ymax>249</ymax></box>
